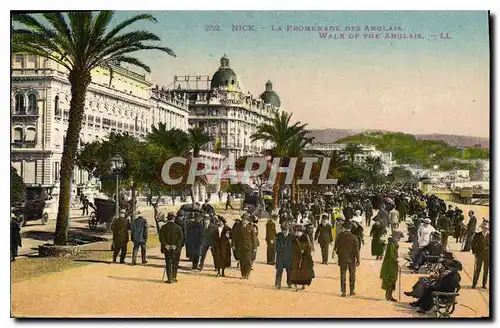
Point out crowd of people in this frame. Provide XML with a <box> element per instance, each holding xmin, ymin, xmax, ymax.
<box><xmin>10</xmin><ymin>181</ymin><xmax>489</xmax><ymax>317</ymax></box>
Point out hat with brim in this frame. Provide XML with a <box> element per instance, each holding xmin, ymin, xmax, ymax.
<box><xmin>423</xmin><ymin>218</ymin><xmax>431</xmax><ymax>224</ymax></box>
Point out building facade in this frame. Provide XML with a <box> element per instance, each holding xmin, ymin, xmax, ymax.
<box><xmin>172</xmin><ymin>55</ymin><xmax>280</xmax><ymax>158</ymax></box>
<box><xmin>11</xmin><ymin>55</ymin><xmax>190</xmax><ymax>196</ymax></box>
<box><xmin>307</xmin><ymin>142</ymin><xmax>396</xmax><ymax>175</ymax></box>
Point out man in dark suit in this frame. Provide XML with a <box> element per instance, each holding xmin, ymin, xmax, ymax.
<box><xmin>159</xmin><ymin>214</ymin><xmax>184</xmax><ymax>283</ymax></box>
<box><xmin>198</xmin><ymin>214</ymin><xmax>216</xmax><ymax>271</ymax></box>
<box><xmin>334</xmin><ymin>221</ymin><xmax>360</xmax><ymax>297</ymax></box>
<box><xmin>265</xmin><ymin>215</ymin><xmax>277</xmax><ymax>265</ymax></box>
<box><xmin>437</xmin><ymin>210</ymin><xmax>452</xmax><ymax>249</ymax></box>
<box><xmin>315</xmin><ymin>214</ymin><xmax>334</xmax><ymax>264</ymax></box>
<box><xmin>471</xmin><ymin>221</ymin><xmax>489</xmax><ymax>289</ymax></box>
<box><xmin>462</xmin><ymin>210</ymin><xmax>477</xmax><ymax>251</ymax></box>
<box><xmin>111</xmin><ymin>214</ymin><xmax>130</xmax><ymax>263</ymax></box>
<box><xmin>131</xmin><ymin>215</ymin><xmax>148</xmax><ymax>265</ymax></box>
<box><xmin>240</xmin><ymin>216</ymin><xmax>254</xmax><ymax>279</ymax></box>
<box><xmin>275</xmin><ymin>222</ymin><xmax>293</xmax><ymax>289</ymax></box>
<box><xmin>232</xmin><ymin>215</ymin><xmax>244</xmax><ymax>267</ymax></box>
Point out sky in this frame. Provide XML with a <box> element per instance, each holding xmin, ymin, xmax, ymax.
<box><xmin>114</xmin><ymin>11</ymin><xmax>490</xmax><ymax>137</ymax></box>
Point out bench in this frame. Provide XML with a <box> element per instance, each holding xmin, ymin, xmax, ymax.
<box><xmin>432</xmin><ymin>287</ymin><xmax>460</xmax><ymax>318</ymax></box>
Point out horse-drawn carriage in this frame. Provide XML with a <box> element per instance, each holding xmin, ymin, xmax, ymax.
<box><xmin>88</xmin><ymin>198</ymin><xmax>130</xmax><ymax>230</ymax></box>
<box><xmin>11</xmin><ymin>185</ymin><xmax>51</xmax><ymax>226</ymax></box>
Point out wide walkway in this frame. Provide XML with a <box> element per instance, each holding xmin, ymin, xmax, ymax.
<box><xmin>11</xmin><ymin>212</ymin><xmax>489</xmax><ymax>318</ymax></box>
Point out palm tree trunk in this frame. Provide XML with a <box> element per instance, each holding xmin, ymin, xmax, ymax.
<box><xmin>131</xmin><ymin>180</ymin><xmax>137</xmax><ymax>221</ymax></box>
<box><xmin>190</xmin><ymin>185</ymin><xmax>196</xmax><ymax>205</ymax></box>
<box><xmin>54</xmin><ymin>70</ymin><xmax>91</xmax><ymax>245</ymax></box>
<box><xmin>291</xmin><ymin>176</ymin><xmax>297</xmax><ymax>203</ymax></box>
<box><xmin>272</xmin><ymin>173</ymin><xmax>280</xmax><ymax>210</ymax></box>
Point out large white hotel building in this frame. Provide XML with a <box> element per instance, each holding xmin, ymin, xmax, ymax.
<box><xmin>11</xmin><ymin>55</ymin><xmax>281</xmax><ymax>199</ymax></box>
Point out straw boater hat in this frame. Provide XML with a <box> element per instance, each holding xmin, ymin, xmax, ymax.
<box><xmin>423</xmin><ymin>218</ymin><xmax>431</xmax><ymax>224</ymax></box>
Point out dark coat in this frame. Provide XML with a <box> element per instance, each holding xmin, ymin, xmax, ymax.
<box><xmin>231</xmin><ymin>220</ymin><xmax>243</xmax><ymax>259</ymax></box>
<box><xmin>370</xmin><ymin>221</ymin><xmax>386</xmax><ymax>256</ymax></box>
<box><xmin>351</xmin><ymin>224</ymin><xmax>364</xmax><ymax>247</ymax></box>
<box><xmin>130</xmin><ymin>217</ymin><xmax>148</xmax><ymax>244</ymax></box>
<box><xmin>275</xmin><ymin>232</ymin><xmax>293</xmax><ymax>269</ymax></box>
<box><xmin>466</xmin><ymin>216</ymin><xmax>477</xmax><ymax>235</ymax></box>
<box><xmin>472</xmin><ymin>231</ymin><xmax>489</xmax><ymax>259</ymax></box>
<box><xmin>265</xmin><ymin>220</ymin><xmax>276</xmax><ymax>242</ymax></box>
<box><xmin>374</xmin><ymin>209</ymin><xmax>389</xmax><ymax>229</ymax></box>
<box><xmin>111</xmin><ymin>217</ymin><xmax>130</xmax><ymax>246</ymax></box>
<box><xmin>241</xmin><ymin>223</ymin><xmax>254</xmax><ymax>252</ymax></box>
<box><xmin>251</xmin><ymin>223</ymin><xmax>259</xmax><ymax>249</ymax></box>
<box><xmin>201</xmin><ymin>221</ymin><xmax>216</xmax><ymax>246</ymax></box>
<box><xmin>159</xmin><ymin>221</ymin><xmax>184</xmax><ymax>253</ymax></box>
<box><xmin>290</xmin><ymin>234</ymin><xmax>314</xmax><ymax>285</ymax></box>
<box><xmin>334</xmin><ymin>230</ymin><xmax>360</xmax><ymax>265</ymax></box>
<box><xmin>213</xmin><ymin>225</ymin><xmax>232</xmax><ymax>269</ymax></box>
<box><xmin>187</xmin><ymin>220</ymin><xmax>203</xmax><ymax>256</ymax></box>
<box><xmin>314</xmin><ymin>224</ymin><xmax>333</xmax><ymax>245</ymax></box>
<box><xmin>11</xmin><ymin>219</ymin><xmax>22</xmax><ymax>247</ymax></box>
<box><xmin>437</xmin><ymin>215</ymin><xmax>451</xmax><ymax>233</ymax></box>
<box><xmin>343</xmin><ymin>206</ymin><xmax>354</xmax><ymax>221</ymax></box>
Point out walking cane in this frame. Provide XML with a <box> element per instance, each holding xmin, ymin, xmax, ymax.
<box><xmin>398</xmin><ymin>264</ymin><xmax>402</xmax><ymax>301</ymax></box>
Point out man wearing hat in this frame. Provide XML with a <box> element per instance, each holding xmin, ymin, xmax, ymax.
<box><xmin>334</xmin><ymin>221</ymin><xmax>360</xmax><ymax>297</ymax></box>
<box><xmin>159</xmin><ymin>212</ymin><xmax>184</xmax><ymax>283</ymax></box>
<box><xmin>471</xmin><ymin>220</ymin><xmax>489</xmax><ymax>289</ymax></box>
<box><xmin>130</xmin><ymin>215</ymin><xmax>148</xmax><ymax>265</ymax></box>
<box><xmin>231</xmin><ymin>215</ymin><xmax>244</xmax><ymax>267</ymax></box>
<box><xmin>437</xmin><ymin>208</ymin><xmax>452</xmax><ymax>249</ymax></box>
<box><xmin>198</xmin><ymin>213</ymin><xmax>216</xmax><ymax>271</ymax></box>
<box><xmin>111</xmin><ymin>212</ymin><xmax>130</xmax><ymax>264</ymax></box>
<box><xmin>266</xmin><ymin>215</ymin><xmax>277</xmax><ymax>265</ymax></box>
<box><xmin>462</xmin><ymin>210</ymin><xmax>477</xmax><ymax>252</ymax></box>
<box><xmin>240</xmin><ymin>215</ymin><xmax>255</xmax><ymax>279</ymax></box>
<box><xmin>275</xmin><ymin>222</ymin><xmax>293</xmax><ymax>289</ymax></box>
<box><xmin>11</xmin><ymin>213</ymin><xmax>22</xmax><ymax>262</ymax></box>
<box><xmin>315</xmin><ymin>214</ymin><xmax>334</xmax><ymax>264</ymax></box>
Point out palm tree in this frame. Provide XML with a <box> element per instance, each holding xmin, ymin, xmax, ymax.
<box><xmin>323</xmin><ymin>150</ymin><xmax>349</xmax><ymax>179</ymax></box>
<box><xmin>342</xmin><ymin>143</ymin><xmax>364</xmax><ymax>164</ymax></box>
<box><xmin>12</xmin><ymin>12</ymin><xmax>175</xmax><ymax>245</ymax></box>
<box><xmin>286</xmin><ymin>133</ymin><xmax>319</xmax><ymax>202</ymax></box>
<box><xmin>364</xmin><ymin>156</ymin><xmax>383</xmax><ymax>174</ymax></box>
<box><xmin>148</xmin><ymin>124</ymin><xmax>190</xmax><ymax>156</ymax></box>
<box><xmin>251</xmin><ymin>112</ymin><xmax>309</xmax><ymax>209</ymax></box>
<box><xmin>188</xmin><ymin>127</ymin><xmax>211</xmax><ymax>158</ymax></box>
<box><xmin>188</xmin><ymin>127</ymin><xmax>211</xmax><ymax>203</ymax></box>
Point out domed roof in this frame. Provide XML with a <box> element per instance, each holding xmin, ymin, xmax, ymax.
<box><xmin>210</xmin><ymin>55</ymin><xmax>238</xmax><ymax>89</ymax></box>
<box><xmin>260</xmin><ymin>80</ymin><xmax>281</xmax><ymax>107</ymax></box>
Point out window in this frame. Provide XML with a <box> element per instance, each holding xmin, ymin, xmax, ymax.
<box><xmin>13</xmin><ymin>127</ymin><xmax>23</xmax><ymax>143</ymax></box>
<box><xmin>54</xmin><ymin>162</ymin><xmax>60</xmax><ymax>181</ymax></box>
<box><xmin>15</xmin><ymin>94</ymin><xmax>25</xmax><ymax>113</ymax></box>
<box><xmin>27</xmin><ymin>94</ymin><xmax>37</xmax><ymax>114</ymax></box>
<box><xmin>25</xmin><ymin>127</ymin><xmax>36</xmax><ymax>142</ymax></box>
<box><xmin>54</xmin><ymin>128</ymin><xmax>61</xmax><ymax>147</ymax></box>
<box><xmin>54</xmin><ymin>96</ymin><xmax>61</xmax><ymax>117</ymax></box>
<box><xmin>15</xmin><ymin>55</ymin><xmax>23</xmax><ymax>67</ymax></box>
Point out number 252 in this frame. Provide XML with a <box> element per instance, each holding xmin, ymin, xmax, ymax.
<box><xmin>205</xmin><ymin>25</ymin><xmax>220</xmax><ymax>31</ymax></box>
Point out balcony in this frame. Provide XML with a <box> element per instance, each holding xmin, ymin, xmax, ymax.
<box><xmin>11</xmin><ymin>141</ymin><xmax>36</xmax><ymax>148</ymax></box>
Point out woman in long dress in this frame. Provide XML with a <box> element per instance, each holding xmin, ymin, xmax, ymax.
<box><xmin>213</xmin><ymin>217</ymin><xmax>232</xmax><ymax>277</ymax></box>
<box><xmin>370</xmin><ymin>217</ymin><xmax>387</xmax><ymax>260</ymax></box>
<box><xmin>380</xmin><ymin>231</ymin><xmax>403</xmax><ymax>301</ymax></box>
<box><xmin>290</xmin><ymin>225</ymin><xmax>314</xmax><ymax>291</ymax></box>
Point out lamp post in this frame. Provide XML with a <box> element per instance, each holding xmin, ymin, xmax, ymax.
<box><xmin>111</xmin><ymin>154</ymin><xmax>124</xmax><ymax>219</ymax></box>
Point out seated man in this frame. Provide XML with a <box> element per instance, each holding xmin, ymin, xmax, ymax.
<box><xmin>405</xmin><ymin>254</ymin><xmax>453</xmax><ymax>299</ymax></box>
<box><xmin>410</xmin><ymin>231</ymin><xmax>444</xmax><ymax>272</ymax></box>
<box><xmin>409</xmin><ymin>260</ymin><xmax>462</xmax><ymax>314</ymax></box>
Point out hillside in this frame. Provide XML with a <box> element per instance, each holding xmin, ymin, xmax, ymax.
<box><xmin>307</xmin><ymin>129</ymin><xmax>489</xmax><ymax>149</ymax></box>
<box><xmin>335</xmin><ymin>131</ymin><xmax>489</xmax><ymax>169</ymax></box>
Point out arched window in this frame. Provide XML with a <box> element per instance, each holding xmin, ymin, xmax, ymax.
<box><xmin>15</xmin><ymin>94</ymin><xmax>25</xmax><ymax>113</ymax></box>
<box><xmin>54</xmin><ymin>95</ymin><xmax>61</xmax><ymax>117</ymax></box>
<box><xmin>13</xmin><ymin>127</ymin><xmax>23</xmax><ymax>143</ymax></box>
<box><xmin>25</xmin><ymin>127</ymin><xmax>36</xmax><ymax>142</ymax></box>
<box><xmin>27</xmin><ymin>94</ymin><xmax>37</xmax><ymax>114</ymax></box>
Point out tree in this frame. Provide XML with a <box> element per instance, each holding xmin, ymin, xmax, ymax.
<box><xmin>251</xmin><ymin>112</ymin><xmax>309</xmax><ymax>209</ymax></box>
<box><xmin>12</xmin><ymin>11</ymin><xmax>176</xmax><ymax>245</ymax></box>
<box><xmin>11</xmin><ymin>166</ymin><xmax>25</xmax><ymax>203</ymax></box>
<box><xmin>388</xmin><ymin>166</ymin><xmax>414</xmax><ymax>182</ymax></box>
<box><xmin>323</xmin><ymin>150</ymin><xmax>349</xmax><ymax>180</ymax></box>
<box><xmin>188</xmin><ymin>127</ymin><xmax>211</xmax><ymax>203</ymax></box>
<box><xmin>342</xmin><ymin>143</ymin><xmax>364</xmax><ymax>164</ymax></box>
<box><xmin>363</xmin><ymin>156</ymin><xmax>384</xmax><ymax>185</ymax></box>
